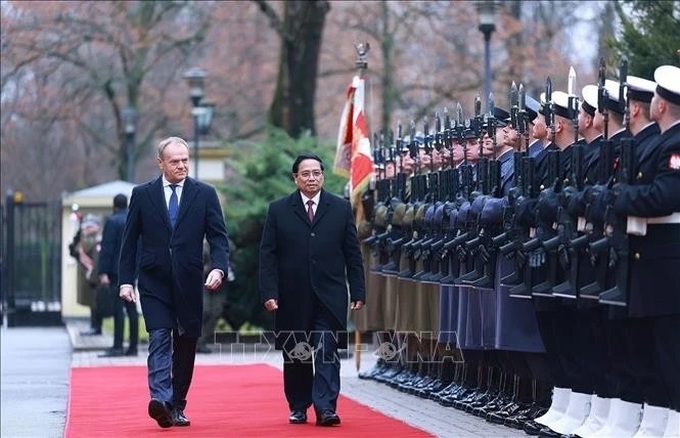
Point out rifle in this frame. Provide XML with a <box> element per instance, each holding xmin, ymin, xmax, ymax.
<box><xmin>435</xmin><ymin>162</ymin><xmax>462</xmax><ymax>284</ymax></box>
<box><xmin>396</xmin><ymin>122</ymin><xmax>424</xmax><ymax>278</ymax></box>
<box><xmin>580</xmin><ymin>57</ymin><xmax>618</xmax><ymax>300</ymax></box>
<box><xmin>453</xmin><ymin>95</ymin><xmax>493</xmax><ymax>287</ymax></box>
<box><xmin>530</xmin><ymin>147</ymin><xmax>562</xmax><ymax>297</ymax></box>
<box><xmin>506</xmin><ymin>83</ymin><xmax>544</xmax><ymax>298</ymax></box>
<box><xmin>461</xmin><ymin>94</ymin><xmax>503</xmax><ymax>289</ymax></box>
<box><xmin>368</xmin><ymin>124</ymin><xmax>405</xmax><ymax>274</ymax></box>
<box><xmin>421</xmin><ymin>114</ymin><xmax>451</xmax><ymax>283</ymax></box>
<box><xmin>496</xmin><ymin>83</ymin><xmax>528</xmax><ymax>286</ymax></box>
<box><xmin>436</xmin><ymin>108</ymin><xmax>465</xmax><ymax>284</ymax></box>
<box><xmin>512</xmin><ymin>77</ymin><xmax>558</xmax><ymax>298</ymax></box>
<box><xmin>364</xmin><ymin>135</ymin><xmax>393</xmax><ymax>272</ymax></box>
<box><xmin>597</xmin><ymin>57</ymin><xmax>632</xmax><ymax>307</ymax></box>
<box><xmin>412</xmin><ymin>119</ymin><xmax>440</xmax><ymax>281</ymax></box>
<box><xmin>552</xmin><ymin>75</ymin><xmax>585</xmax><ymax>299</ymax></box>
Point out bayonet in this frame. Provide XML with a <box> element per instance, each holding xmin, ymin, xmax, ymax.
<box><xmin>545</xmin><ymin>77</ymin><xmax>555</xmax><ymax>143</ymax></box>
<box><xmin>510</xmin><ymin>81</ymin><xmax>519</xmax><ymax>131</ymax></box>
<box><xmin>568</xmin><ymin>66</ymin><xmax>576</xmax><ymax>96</ymax></box>
<box><xmin>620</xmin><ymin>57</ymin><xmax>629</xmax><ymax>131</ymax></box>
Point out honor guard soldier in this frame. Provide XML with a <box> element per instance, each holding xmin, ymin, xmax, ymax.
<box><xmin>592</xmin><ymin>64</ymin><xmax>680</xmax><ymax>438</ymax></box>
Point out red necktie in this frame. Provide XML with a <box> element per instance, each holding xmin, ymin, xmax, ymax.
<box><xmin>307</xmin><ymin>200</ymin><xmax>315</xmax><ymax>222</ymax></box>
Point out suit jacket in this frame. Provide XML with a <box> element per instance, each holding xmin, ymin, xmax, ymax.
<box><xmin>535</xmin><ymin>143</ymin><xmax>559</xmax><ymax>189</ymax></box>
<box><xmin>633</xmin><ymin>122</ymin><xmax>661</xmax><ymax>176</ymax></box>
<box><xmin>97</xmin><ymin>208</ymin><xmax>127</xmax><ymax>280</ymax></box>
<box><xmin>582</xmin><ymin>135</ymin><xmax>603</xmax><ymax>185</ymax></box>
<box><xmin>613</xmin><ymin>122</ymin><xmax>680</xmax><ymax>318</ymax></box>
<box><xmin>119</xmin><ymin>176</ymin><xmax>229</xmax><ymax>337</ymax></box>
<box><xmin>259</xmin><ymin>189</ymin><xmax>366</xmax><ymax>350</ymax></box>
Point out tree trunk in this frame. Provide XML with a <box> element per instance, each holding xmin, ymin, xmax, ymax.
<box><xmin>269</xmin><ymin>0</ymin><xmax>329</xmax><ymax>138</ymax></box>
<box><xmin>380</xmin><ymin>0</ymin><xmax>395</xmax><ymax>136</ymax></box>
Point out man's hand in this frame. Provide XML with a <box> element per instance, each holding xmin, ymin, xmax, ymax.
<box><xmin>99</xmin><ymin>273</ymin><xmax>110</xmax><ymax>286</ymax></box>
<box><xmin>204</xmin><ymin>269</ymin><xmax>223</xmax><ymax>291</ymax></box>
<box><xmin>350</xmin><ymin>301</ymin><xmax>364</xmax><ymax>310</ymax></box>
<box><xmin>263</xmin><ymin>299</ymin><xmax>278</xmax><ymax>312</ymax></box>
<box><xmin>120</xmin><ymin>285</ymin><xmax>136</xmax><ymax>303</ymax></box>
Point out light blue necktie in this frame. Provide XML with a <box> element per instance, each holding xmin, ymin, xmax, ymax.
<box><xmin>168</xmin><ymin>184</ymin><xmax>179</xmax><ymax>227</ymax></box>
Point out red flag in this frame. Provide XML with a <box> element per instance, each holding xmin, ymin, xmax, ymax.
<box><xmin>334</xmin><ymin>75</ymin><xmax>374</xmax><ymax>203</ymax></box>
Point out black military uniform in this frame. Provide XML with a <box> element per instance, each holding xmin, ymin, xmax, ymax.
<box><xmin>610</xmin><ymin>65</ymin><xmax>680</xmax><ymax>437</ymax></box>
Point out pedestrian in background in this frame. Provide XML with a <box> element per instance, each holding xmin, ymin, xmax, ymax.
<box><xmin>98</xmin><ymin>193</ymin><xmax>139</xmax><ymax>357</ymax></box>
<box><xmin>72</xmin><ymin>214</ymin><xmax>103</xmax><ymax>336</ymax></box>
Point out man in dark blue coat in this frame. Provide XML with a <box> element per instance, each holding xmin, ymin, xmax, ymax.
<box><xmin>259</xmin><ymin>153</ymin><xmax>365</xmax><ymax>427</ymax></box>
<box><xmin>98</xmin><ymin>193</ymin><xmax>139</xmax><ymax>357</ymax></box>
<box><xmin>119</xmin><ymin>136</ymin><xmax>230</xmax><ymax>428</ymax></box>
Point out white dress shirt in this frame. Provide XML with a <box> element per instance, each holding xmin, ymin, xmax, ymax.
<box><xmin>163</xmin><ymin>177</ymin><xmax>184</xmax><ymax>208</ymax></box>
<box><xmin>300</xmin><ymin>191</ymin><xmax>321</xmax><ymax>215</ymax></box>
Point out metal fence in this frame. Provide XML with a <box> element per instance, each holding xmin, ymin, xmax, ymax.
<box><xmin>2</xmin><ymin>192</ymin><xmax>62</xmax><ymax>326</ymax></box>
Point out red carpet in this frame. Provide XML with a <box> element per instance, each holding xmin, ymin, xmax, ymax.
<box><xmin>65</xmin><ymin>363</ymin><xmax>433</xmax><ymax>437</ymax></box>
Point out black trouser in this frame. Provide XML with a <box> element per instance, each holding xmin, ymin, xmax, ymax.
<box><xmin>112</xmin><ymin>298</ymin><xmax>139</xmax><ymax>350</ymax></box>
<box><xmin>282</xmin><ymin>297</ymin><xmax>341</xmax><ymax>414</ymax></box>
<box><xmin>90</xmin><ymin>306</ymin><xmax>103</xmax><ymax>331</ymax></box>
<box><xmin>535</xmin><ymin>308</ymin><xmax>574</xmax><ymax>389</ymax></box>
<box><xmin>652</xmin><ymin>315</ymin><xmax>680</xmax><ymax>410</ymax></box>
<box><xmin>576</xmin><ymin>307</ymin><xmax>610</xmax><ymax>397</ymax></box>
<box><xmin>608</xmin><ymin>318</ymin><xmax>669</xmax><ymax>407</ymax></box>
<box><xmin>109</xmin><ymin>275</ymin><xmax>138</xmax><ymax>350</ymax></box>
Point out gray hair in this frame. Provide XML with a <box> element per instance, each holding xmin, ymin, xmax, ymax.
<box><xmin>157</xmin><ymin>136</ymin><xmax>190</xmax><ymax>158</ymax></box>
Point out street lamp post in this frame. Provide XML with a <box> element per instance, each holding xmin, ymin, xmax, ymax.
<box><xmin>122</xmin><ymin>107</ymin><xmax>137</xmax><ymax>182</ymax></box>
<box><xmin>183</xmin><ymin>67</ymin><xmax>208</xmax><ymax>178</ymax></box>
<box><xmin>477</xmin><ymin>1</ymin><xmax>496</xmax><ymax>112</ymax></box>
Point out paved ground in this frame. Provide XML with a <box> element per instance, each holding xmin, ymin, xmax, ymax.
<box><xmin>1</xmin><ymin>319</ymin><xmax>524</xmax><ymax>438</ymax></box>
<box><xmin>1</xmin><ymin>326</ymin><xmax>70</xmax><ymax>438</ymax></box>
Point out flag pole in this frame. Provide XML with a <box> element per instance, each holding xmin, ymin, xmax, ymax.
<box><xmin>353</xmin><ymin>42</ymin><xmax>369</xmax><ymax>373</ymax></box>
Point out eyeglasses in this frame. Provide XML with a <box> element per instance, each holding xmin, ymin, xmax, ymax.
<box><xmin>296</xmin><ymin>170</ymin><xmax>323</xmax><ymax>180</ymax></box>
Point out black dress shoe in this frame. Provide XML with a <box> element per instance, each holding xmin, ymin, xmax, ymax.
<box><xmin>524</xmin><ymin>420</ymin><xmax>544</xmax><ymax>436</ymax></box>
<box><xmin>98</xmin><ymin>347</ymin><xmax>125</xmax><ymax>357</ymax></box>
<box><xmin>172</xmin><ymin>408</ymin><xmax>191</xmax><ymax>426</ymax></box>
<box><xmin>316</xmin><ymin>410</ymin><xmax>341</xmax><ymax>427</ymax></box>
<box><xmin>148</xmin><ymin>399</ymin><xmax>173</xmax><ymax>428</ymax></box>
<box><xmin>125</xmin><ymin>347</ymin><xmax>138</xmax><ymax>356</ymax></box>
<box><xmin>288</xmin><ymin>410</ymin><xmax>307</xmax><ymax>424</ymax></box>
<box><xmin>538</xmin><ymin>427</ymin><xmax>561</xmax><ymax>437</ymax></box>
<box><xmin>80</xmin><ymin>328</ymin><xmax>102</xmax><ymax>336</ymax></box>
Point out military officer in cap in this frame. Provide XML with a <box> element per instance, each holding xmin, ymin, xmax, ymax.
<box><xmin>525</xmin><ymin>95</ymin><xmax>545</xmax><ymax>158</ymax></box>
<box><xmin>531</xmin><ymin>93</ymin><xmax>555</xmax><ymax>162</ymax></box>
<box><xmin>531</xmin><ymin>91</ymin><xmax>588</xmax><ymax>437</ymax></box>
<box><xmin>560</xmin><ymin>83</ymin><xmax>612</xmax><ymax>438</ymax></box>
<box><xmin>354</xmin><ymin>159</ymin><xmax>393</xmax><ymax>343</ymax></box>
<box><xmin>578</xmin><ymin>84</ymin><xmax>605</xmax><ymax>185</ymax></box>
<box><xmin>594</xmin><ymin>79</ymin><xmax>631</xmax><ymax>155</ymax></box>
<box><xmin>593</xmin><ymin>64</ymin><xmax>680</xmax><ymax>438</ymax></box>
<box><xmin>628</xmin><ymin>75</ymin><xmax>662</xmax><ymax>167</ymax></box>
<box><xmin>480</xmin><ymin>107</ymin><xmax>518</xmax><ymax>195</ymax></box>
<box><xmin>484</xmin><ymin>105</ymin><xmax>548</xmax><ymax>425</ymax></box>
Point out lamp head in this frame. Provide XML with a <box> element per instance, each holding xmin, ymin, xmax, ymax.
<box><xmin>183</xmin><ymin>67</ymin><xmax>208</xmax><ymax>107</ymax></box>
<box><xmin>477</xmin><ymin>0</ymin><xmax>496</xmax><ymax>37</ymax></box>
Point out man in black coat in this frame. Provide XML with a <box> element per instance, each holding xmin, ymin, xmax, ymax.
<box><xmin>98</xmin><ymin>193</ymin><xmax>139</xmax><ymax>357</ymax></box>
<box><xmin>259</xmin><ymin>153</ymin><xmax>365</xmax><ymax>427</ymax></box>
<box><xmin>119</xmin><ymin>136</ymin><xmax>230</xmax><ymax>428</ymax></box>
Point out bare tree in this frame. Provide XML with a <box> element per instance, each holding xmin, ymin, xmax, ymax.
<box><xmin>1</xmin><ymin>0</ymin><xmax>610</xmax><ymax>202</ymax></box>
<box><xmin>253</xmin><ymin>0</ymin><xmax>330</xmax><ymax>138</ymax></box>
<box><xmin>2</xmin><ymin>1</ymin><xmax>209</xmax><ymax>195</ymax></box>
